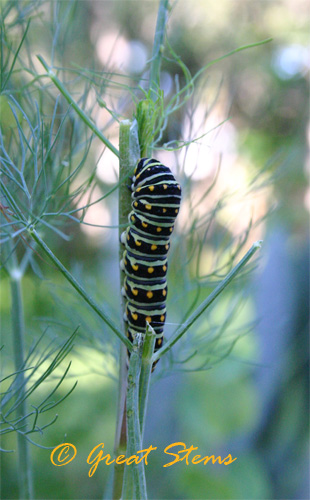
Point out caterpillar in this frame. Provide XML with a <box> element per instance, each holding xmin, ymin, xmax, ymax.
<box><xmin>120</xmin><ymin>157</ymin><xmax>182</xmax><ymax>369</ymax></box>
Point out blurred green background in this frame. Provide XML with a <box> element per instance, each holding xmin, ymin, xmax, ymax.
<box><xmin>0</xmin><ymin>1</ymin><xmax>309</xmax><ymax>499</ymax></box>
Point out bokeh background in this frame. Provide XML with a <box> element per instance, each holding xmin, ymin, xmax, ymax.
<box><xmin>1</xmin><ymin>1</ymin><xmax>309</xmax><ymax>499</ymax></box>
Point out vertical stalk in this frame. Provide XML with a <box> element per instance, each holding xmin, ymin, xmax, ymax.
<box><xmin>114</xmin><ymin>2</ymin><xmax>170</xmax><ymax>493</ymax></box>
<box><xmin>137</xmin><ymin>0</ymin><xmax>169</xmax><ymax>158</ymax></box>
<box><xmin>149</xmin><ymin>0</ymin><xmax>170</xmax><ymax>101</ymax></box>
<box><xmin>10</xmin><ymin>254</ymin><xmax>33</xmax><ymax>500</ymax></box>
<box><xmin>112</xmin><ymin>119</ymin><xmax>139</xmax><ymax>500</ymax></box>
<box><xmin>123</xmin><ymin>334</ymin><xmax>146</xmax><ymax>500</ymax></box>
<box><xmin>139</xmin><ymin>324</ymin><xmax>156</xmax><ymax>440</ymax></box>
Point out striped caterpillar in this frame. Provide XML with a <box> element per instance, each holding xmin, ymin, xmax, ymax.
<box><xmin>120</xmin><ymin>158</ymin><xmax>182</xmax><ymax>369</ymax></box>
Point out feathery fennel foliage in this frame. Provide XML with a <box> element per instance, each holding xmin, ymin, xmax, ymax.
<box><xmin>0</xmin><ymin>1</ymin><xmax>273</xmax><ymax>499</ymax></box>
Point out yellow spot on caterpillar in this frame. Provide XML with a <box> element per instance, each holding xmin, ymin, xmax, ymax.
<box><xmin>147</xmin><ymin>291</ymin><xmax>153</xmax><ymax>299</ymax></box>
<box><xmin>156</xmin><ymin>227</ymin><xmax>162</xmax><ymax>233</ymax></box>
<box><xmin>136</xmin><ymin>173</ymin><xmax>141</xmax><ymax>179</ymax></box>
<box><xmin>163</xmin><ymin>184</ymin><xmax>167</xmax><ymax>190</ymax></box>
<box><xmin>146</xmin><ymin>316</ymin><xmax>152</xmax><ymax>323</ymax></box>
<box><xmin>132</xmin><ymin>289</ymin><xmax>138</xmax><ymax>296</ymax></box>
<box><xmin>124</xmin><ymin>259</ymin><xmax>127</xmax><ymax>265</ymax></box>
<box><xmin>148</xmin><ymin>267</ymin><xmax>154</xmax><ymax>274</ymax></box>
<box><xmin>165</xmin><ymin>244</ymin><xmax>169</xmax><ymax>250</ymax></box>
<box><xmin>163</xmin><ymin>208</ymin><xmax>167</xmax><ymax>213</ymax></box>
<box><xmin>127</xmin><ymin>234</ymin><xmax>130</xmax><ymax>240</ymax></box>
<box><xmin>134</xmin><ymin>202</ymin><xmax>138</xmax><ymax>207</ymax></box>
<box><xmin>177</xmin><ymin>185</ymin><xmax>181</xmax><ymax>190</ymax></box>
<box><xmin>162</xmin><ymin>289</ymin><xmax>167</xmax><ymax>297</ymax></box>
<box><xmin>135</xmin><ymin>240</ymin><xmax>142</xmax><ymax>246</ymax></box>
<box><xmin>142</xmin><ymin>222</ymin><xmax>148</xmax><ymax>228</ymax></box>
<box><xmin>131</xmin><ymin>215</ymin><xmax>135</xmax><ymax>222</ymax></box>
<box><xmin>132</xmin><ymin>264</ymin><xmax>139</xmax><ymax>271</ymax></box>
<box><xmin>137</xmin><ymin>187</ymin><xmax>141</xmax><ymax>192</ymax></box>
<box><xmin>160</xmin><ymin>315</ymin><xmax>165</xmax><ymax>322</ymax></box>
<box><xmin>132</xmin><ymin>313</ymin><xmax>138</xmax><ymax>321</ymax></box>
<box><xmin>157</xmin><ymin>338</ymin><xmax>162</xmax><ymax>345</ymax></box>
<box><xmin>151</xmin><ymin>244</ymin><xmax>157</xmax><ymax>251</ymax></box>
<box><xmin>175</xmin><ymin>209</ymin><xmax>178</xmax><ymax>214</ymax></box>
<box><xmin>125</xmin><ymin>284</ymin><xmax>128</xmax><ymax>291</ymax></box>
<box><xmin>146</xmin><ymin>204</ymin><xmax>152</xmax><ymax>210</ymax></box>
<box><xmin>163</xmin><ymin>265</ymin><xmax>167</xmax><ymax>272</ymax></box>
<box><xmin>149</xmin><ymin>185</ymin><xmax>154</xmax><ymax>191</ymax></box>
<box><xmin>169</xmin><ymin>227</ymin><xmax>173</xmax><ymax>232</ymax></box>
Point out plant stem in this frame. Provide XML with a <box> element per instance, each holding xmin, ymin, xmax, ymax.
<box><xmin>149</xmin><ymin>0</ymin><xmax>170</xmax><ymax>101</ymax></box>
<box><xmin>123</xmin><ymin>335</ymin><xmax>147</xmax><ymax>500</ymax></box>
<box><xmin>139</xmin><ymin>324</ymin><xmax>156</xmax><ymax>439</ymax></box>
<box><xmin>10</xmin><ymin>253</ymin><xmax>33</xmax><ymax>499</ymax></box>
<box><xmin>152</xmin><ymin>240</ymin><xmax>262</xmax><ymax>363</ymax></box>
<box><xmin>37</xmin><ymin>55</ymin><xmax>119</xmax><ymax>158</ymax></box>
<box><xmin>29</xmin><ymin>228</ymin><xmax>131</xmax><ymax>349</ymax></box>
<box><xmin>118</xmin><ymin>119</ymin><xmax>140</xmax><ymax>326</ymax></box>
<box><xmin>112</xmin><ymin>120</ymin><xmax>139</xmax><ymax>500</ymax></box>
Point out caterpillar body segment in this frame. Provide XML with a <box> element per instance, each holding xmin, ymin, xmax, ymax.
<box><xmin>122</xmin><ymin>226</ymin><xmax>170</xmax><ymax>256</ymax></box>
<box><xmin>128</xmin><ymin>211</ymin><xmax>175</xmax><ymax>237</ymax></box>
<box><xmin>123</xmin><ymin>276</ymin><xmax>167</xmax><ymax>306</ymax></box>
<box><xmin>122</xmin><ymin>249</ymin><xmax>168</xmax><ymax>280</ymax></box>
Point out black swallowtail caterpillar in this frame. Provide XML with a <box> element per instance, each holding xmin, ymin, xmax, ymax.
<box><xmin>120</xmin><ymin>157</ymin><xmax>182</xmax><ymax>369</ymax></box>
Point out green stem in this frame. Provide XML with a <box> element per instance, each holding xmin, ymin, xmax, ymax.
<box><xmin>10</xmin><ymin>254</ymin><xmax>33</xmax><ymax>499</ymax></box>
<box><xmin>118</xmin><ymin>119</ymin><xmax>140</xmax><ymax>248</ymax></box>
<box><xmin>29</xmin><ymin>228</ymin><xmax>131</xmax><ymax>350</ymax></box>
<box><xmin>123</xmin><ymin>335</ymin><xmax>147</xmax><ymax>500</ymax></box>
<box><xmin>149</xmin><ymin>0</ymin><xmax>170</xmax><ymax>101</ymax></box>
<box><xmin>139</xmin><ymin>324</ymin><xmax>156</xmax><ymax>440</ymax></box>
<box><xmin>152</xmin><ymin>240</ymin><xmax>262</xmax><ymax>363</ymax></box>
<box><xmin>112</xmin><ymin>120</ymin><xmax>140</xmax><ymax>500</ymax></box>
<box><xmin>37</xmin><ymin>55</ymin><xmax>119</xmax><ymax>158</ymax></box>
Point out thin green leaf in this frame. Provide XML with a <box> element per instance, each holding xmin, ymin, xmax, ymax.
<box><xmin>152</xmin><ymin>241</ymin><xmax>262</xmax><ymax>363</ymax></box>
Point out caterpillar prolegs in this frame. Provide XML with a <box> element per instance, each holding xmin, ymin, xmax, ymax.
<box><xmin>120</xmin><ymin>158</ymin><xmax>182</xmax><ymax>369</ymax></box>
